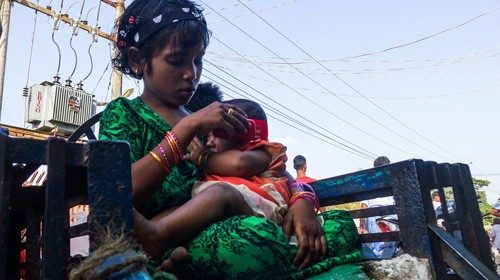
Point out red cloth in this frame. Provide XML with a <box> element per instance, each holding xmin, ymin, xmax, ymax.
<box><xmin>205</xmin><ymin>140</ymin><xmax>290</xmax><ymax>204</ymax></box>
<box><xmin>295</xmin><ymin>176</ymin><xmax>316</xmax><ymax>184</ymax></box>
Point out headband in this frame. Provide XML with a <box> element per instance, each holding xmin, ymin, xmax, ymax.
<box><xmin>213</xmin><ymin>119</ymin><xmax>269</xmax><ymax>142</ymax></box>
<box><xmin>117</xmin><ymin>6</ymin><xmax>205</xmax><ymax>49</ymax></box>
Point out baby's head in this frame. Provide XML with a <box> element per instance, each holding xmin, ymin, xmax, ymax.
<box><xmin>208</xmin><ymin>99</ymin><xmax>268</xmax><ymax>152</ymax></box>
<box><xmin>113</xmin><ymin>0</ymin><xmax>210</xmax><ymax>79</ymax></box>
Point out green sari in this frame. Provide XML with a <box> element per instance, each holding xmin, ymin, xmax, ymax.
<box><xmin>99</xmin><ymin>97</ymin><xmax>366</xmax><ymax>279</ymax></box>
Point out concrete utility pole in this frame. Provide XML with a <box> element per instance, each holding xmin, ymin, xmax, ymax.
<box><xmin>0</xmin><ymin>0</ymin><xmax>12</xmax><ymax>121</ymax></box>
<box><xmin>110</xmin><ymin>0</ymin><xmax>124</xmax><ymax>100</ymax></box>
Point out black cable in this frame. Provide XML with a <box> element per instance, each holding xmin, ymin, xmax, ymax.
<box><xmin>204</xmin><ymin>71</ymin><xmax>374</xmax><ymax>160</ymax></box>
<box><xmin>202</xmin><ymin>0</ymin><xmax>455</xmax><ymax>162</ymax></box>
<box><xmin>203</xmin><ymin>64</ymin><xmax>379</xmax><ymax>159</ymax></box>
<box><xmin>235</xmin><ymin>0</ymin><xmax>484</xmax><ymax>162</ymax></box>
<box><xmin>206</xmin><ymin>43</ymin><xmax>415</xmax><ymax>157</ymax></box>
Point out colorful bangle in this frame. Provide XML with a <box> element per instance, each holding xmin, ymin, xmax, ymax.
<box><xmin>148</xmin><ymin>151</ymin><xmax>169</xmax><ymax>172</ymax></box>
<box><xmin>288</xmin><ymin>191</ymin><xmax>321</xmax><ymax>213</ymax></box>
<box><xmin>156</xmin><ymin>144</ymin><xmax>172</xmax><ymax>170</ymax></box>
<box><xmin>164</xmin><ymin>131</ymin><xmax>183</xmax><ymax>164</ymax></box>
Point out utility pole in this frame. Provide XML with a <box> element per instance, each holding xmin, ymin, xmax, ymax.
<box><xmin>0</xmin><ymin>0</ymin><xmax>12</xmax><ymax>121</ymax></box>
<box><xmin>110</xmin><ymin>0</ymin><xmax>124</xmax><ymax>100</ymax></box>
<box><xmin>0</xmin><ymin>0</ymin><xmax>121</xmax><ymax>120</ymax></box>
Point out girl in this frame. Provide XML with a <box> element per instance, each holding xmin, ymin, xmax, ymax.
<box><xmin>100</xmin><ymin>0</ymin><xmax>362</xmax><ymax>278</ymax></box>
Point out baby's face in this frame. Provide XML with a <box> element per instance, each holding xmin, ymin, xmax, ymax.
<box><xmin>207</xmin><ymin>132</ymin><xmax>238</xmax><ymax>152</ymax></box>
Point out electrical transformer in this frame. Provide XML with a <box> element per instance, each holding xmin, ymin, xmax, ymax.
<box><xmin>24</xmin><ymin>83</ymin><xmax>96</xmax><ymax>135</ymax></box>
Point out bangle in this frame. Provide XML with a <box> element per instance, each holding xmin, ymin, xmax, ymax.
<box><xmin>288</xmin><ymin>191</ymin><xmax>321</xmax><ymax>213</ymax></box>
<box><xmin>289</xmin><ymin>180</ymin><xmax>316</xmax><ymax>195</ymax></box>
<box><xmin>157</xmin><ymin>144</ymin><xmax>172</xmax><ymax>170</ymax></box>
<box><xmin>148</xmin><ymin>151</ymin><xmax>169</xmax><ymax>172</ymax></box>
<box><xmin>198</xmin><ymin>150</ymin><xmax>213</xmax><ymax>173</ymax></box>
<box><xmin>164</xmin><ymin>131</ymin><xmax>183</xmax><ymax>164</ymax></box>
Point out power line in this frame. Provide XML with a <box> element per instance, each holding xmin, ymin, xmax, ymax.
<box><xmin>203</xmin><ymin>69</ymin><xmax>375</xmax><ymax>160</ymax></box>
<box><xmin>203</xmin><ymin>62</ymin><xmax>378</xmax><ymax>159</ymax></box>
<box><xmin>206</xmin><ymin>39</ymin><xmax>415</xmax><ymax>158</ymax></box>
<box><xmin>234</xmin><ymin>0</ymin><xmax>469</xmax><ymax>162</ymax></box>
<box><xmin>201</xmin><ymin>0</ymin><xmax>451</xmax><ymax>161</ymax></box>
<box><xmin>336</xmin><ymin>6</ymin><xmax>500</xmax><ymax>61</ymax></box>
<box><xmin>207</xmin><ymin>61</ymin><xmax>500</xmax><ymax>100</ymax></box>
<box><xmin>208</xmin><ymin>45</ymin><xmax>500</xmax><ymax>65</ymax></box>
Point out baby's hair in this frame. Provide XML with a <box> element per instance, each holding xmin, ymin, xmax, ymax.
<box><xmin>113</xmin><ymin>0</ymin><xmax>211</xmax><ymax>79</ymax></box>
<box><xmin>185</xmin><ymin>82</ymin><xmax>224</xmax><ymax>112</ymax></box>
<box><xmin>223</xmin><ymin>99</ymin><xmax>267</xmax><ymax>121</ymax></box>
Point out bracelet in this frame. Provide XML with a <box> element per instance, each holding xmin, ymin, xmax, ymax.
<box><xmin>148</xmin><ymin>151</ymin><xmax>169</xmax><ymax>172</ymax></box>
<box><xmin>198</xmin><ymin>150</ymin><xmax>213</xmax><ymax>173</ymax></box>
<box><xmin>289</xmin><ymin>180</ymin><xmax>316</xmax><ymax>195</ymax></box>
<box><xmin>288</xmin><ymin>191</ymin><xmax>321</xmax><ymax>213</ymax></box>
<box><xmin>164</xmin><ymin>131</ymin><xmax>183</xmax><ymax>164</ymax></box>
<box><xmin>157</xmin><ymin>144</ymin><xmax>172</xmax><ymax>170</ymax></box>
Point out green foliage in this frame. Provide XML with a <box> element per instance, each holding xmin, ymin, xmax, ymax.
<box><xmin>472</xmin><ymin>177</ymin><xmax>491</xmax><ymax>188</ymax></box>
<box><xmin>439</xmin><ymin>187</ymin><xmax>493</xmax><ymax>226</ymax></box>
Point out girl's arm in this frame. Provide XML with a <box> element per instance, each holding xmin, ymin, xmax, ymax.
<box><xmin>101</xmin><ymin>101</ymin><xmax>249</xmax><ymax>207</ymax></box>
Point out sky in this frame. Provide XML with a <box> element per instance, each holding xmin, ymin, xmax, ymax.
<box><xmin>1</xmin><ymin>0</ymin><xmax>499</xmax><ymax>203</ymax></box>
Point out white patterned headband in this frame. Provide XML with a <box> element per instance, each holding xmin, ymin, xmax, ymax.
<box><xmin>117</xmin><ymin>6</ymin><xmax>205</xmax><ymax>48</ymax></box>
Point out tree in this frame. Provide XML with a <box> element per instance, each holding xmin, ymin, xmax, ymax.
<box><xmin>472</xmin><ymin>177</ymin><xmax>491</xmax><ymax>189</ymax></box>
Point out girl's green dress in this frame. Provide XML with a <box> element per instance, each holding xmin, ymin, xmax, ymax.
<box><xmin>99</xmin><ymin>97</ymin><xmax>367</xmax><ymax>279</ymax></box>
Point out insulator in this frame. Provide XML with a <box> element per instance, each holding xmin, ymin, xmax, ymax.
<box><xmin>53</xmin><ymin>75</ymin><xmax>61</xmax><ymax>84</ymax></box>
<box><xmin>65</xmin><ymin>79</ymin><xmax>72</xmax><ymax>87</ymax></box>
<box><xmin>22</xmin><ymin>87</ymin><xmax>29</xmax><ymax>97</ymax></box>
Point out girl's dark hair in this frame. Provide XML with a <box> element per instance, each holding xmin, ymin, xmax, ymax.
<box><xmin>224</xmin><ymin>99</ymin><xmax>267</xmax><ymax>121</ymax></box>
<box><xmin>113</xmin><ymin>0</ymin><xmax>211</xmax><ymax>79</ymax></box>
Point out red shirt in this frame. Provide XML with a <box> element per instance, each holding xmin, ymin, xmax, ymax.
<box><xmin>295</xmin><ymin>176</ymin><xmax>316</xmax><ymax>184</ymax></box>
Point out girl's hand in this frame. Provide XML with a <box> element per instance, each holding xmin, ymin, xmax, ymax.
<box><xmin>282</xmin><ymin>199</ymin><xmax>327</xmax><ymax>270</ymax></box>
<box><xmin>183</xmin><ymin>137</ymin><xmax>208</xmax><ymax>164</ymax></box>
<box><xmin>186</xmin><ymin>102</ymin><xmax>249</xmax><ymax>137</ymax></box>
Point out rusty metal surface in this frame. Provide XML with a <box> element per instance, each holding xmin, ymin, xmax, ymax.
<box><xmin>349</xmin><ymin>205</ymin><xmax>396</xmax><ymax>219</ymax></box>
<box><xmin>0</xmin><ymin>132</ymin><xmax>133</xmax><ymax>279</ymax></box>
<box><xmin>43</xmin><ymin>138</ymin><xmax>70</xmax><ymax>279</ymax></box>
<box><xmin>456</xmin><ymin>164</ymin><xmax>496</xmax><ymax>271</ymax></box>
<box><xmin>26</xmin><ymin>209</ymin><xmax>41</xmax><ymax>280</ymax></box>
<box><xmin>0</xmin><ymin>129</ymin><xmax>12</xmax><ymax>280</ymax></box>
<box><xmin>429</xmin><ymin>225</ymin><xmax>500</xmax><ymax>280</ymax></box>
<box><xmin>86</xmin><ymin>140</ymin><xmax>133</xmax><ymax>250</ymax></box>
<box><xmin>391</xmin><ymin>162</ymin><xmax>432</xmax><ymax>260</ymax></box>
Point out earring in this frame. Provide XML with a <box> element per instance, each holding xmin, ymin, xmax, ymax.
<box><xmin>134</xmin><ymin>67</ymin><xmax>139</xmax><ymax>75</ymax></box>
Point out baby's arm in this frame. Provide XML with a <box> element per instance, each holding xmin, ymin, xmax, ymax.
<box><xmin>185</xmin><ymin>138</ymin><xmax>271</xmax><ymax>178</ymax></box>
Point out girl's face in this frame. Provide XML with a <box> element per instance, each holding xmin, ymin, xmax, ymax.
<box><xmin>142</xmin><ymin>40</ymin><xmax>205</xmax><ymax>106</ymax></box>
<box><xmin>206</xmin><ymin>132</ymin><xmax>239</xmax><ymax>153</ymax></box>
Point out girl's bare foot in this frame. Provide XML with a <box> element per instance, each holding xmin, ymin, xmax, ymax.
<box><xmin>159</xmin><ymin>247</ymin><xmax>197</xmax><ymax>279</ymax></box>
<box><xmin>133</xmin><ymin>209</ymin><xmax>164</xmax><ymax>258</ymax></box>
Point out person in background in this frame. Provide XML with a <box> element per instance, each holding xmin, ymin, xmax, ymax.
<box><xmin>432</xmin><ymin>191</ymin><xmax>441</xmax><ymax>210</ymax></box>
<box><xmin>359</xmin><ymin>156</ymin><xmax>396</xmax><ymax>259</ymax></box>
<box><xmin>491</xmin><ymin>218</ymin><xmax>500</xmax><ymax>263</ymax></box>
<box><xmin>293</xmin><ymin>155</ymin><xmax>316</xmax><ymax>184</ymax></box>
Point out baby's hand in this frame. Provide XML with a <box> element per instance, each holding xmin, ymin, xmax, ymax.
<box><xmin>184</xmin><ymin>137</ymin><xmax>208</xmax><ymax>165</ymax></box>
